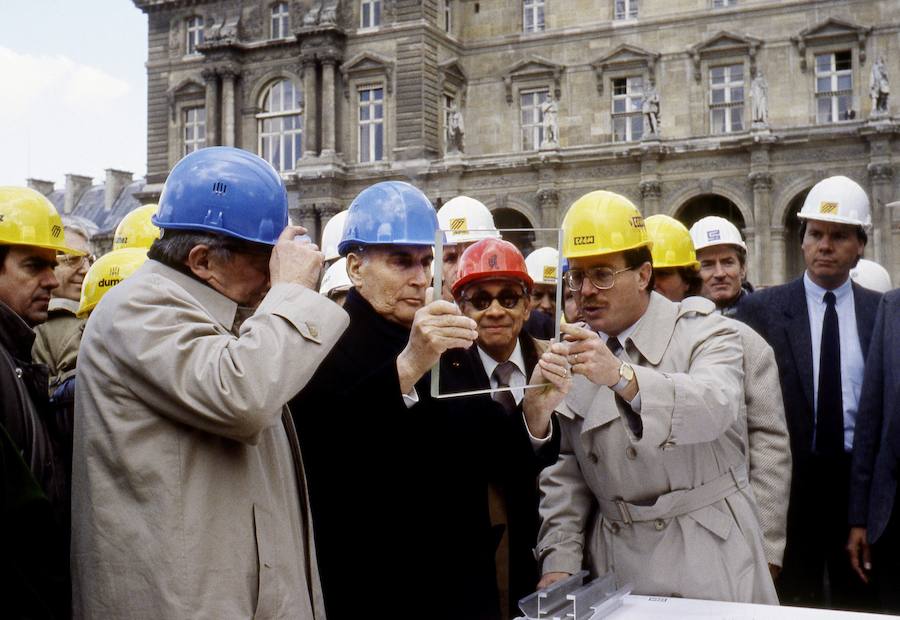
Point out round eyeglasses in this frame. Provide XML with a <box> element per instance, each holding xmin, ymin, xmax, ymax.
<box><xmin>564</xmin><ymin>266</ymin><xmax>634</xmax><ymax>291</ymax></box>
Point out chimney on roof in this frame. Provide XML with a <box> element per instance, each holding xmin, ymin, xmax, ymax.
<box><xmin>26</xmin><ymin>178</ymin><xmax>55</xmax><ymax>196</ymax></box>
<box><xmin>64</xmin><ymin>174</ymin><xmax>93</xmax><ymax>214</ymax></box>
<box><xmin>105</xmin><ymin>169</ymin><xmax>134</xmax><ymax>211</ymax></box>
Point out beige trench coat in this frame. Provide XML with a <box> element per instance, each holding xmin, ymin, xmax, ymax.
<box><xmin>730</xmin><ymin>318</ymin><xmax>791</xmax><ymax>567</ymax></box>
<box><xmin>71</xmin><ymin>261</ymin><xmax>349</xmax><ymax>619</ymax></box>
<box><xmin>537</xmin><ymin>293</ymin><xmax>777</xmax><ymax>604</ymax></box>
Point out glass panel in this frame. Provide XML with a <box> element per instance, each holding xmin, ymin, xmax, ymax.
<box><xmin>629</xmin><ymin>0</ymin><xmax>638</xmax><ymax>18</ymax></box>
<box><xmin>816</xmin><ymin>77</ymin><xmax>831</xmax><ymax>93</ymax></box>
<box><xmin>375</xmin><ymin>123</ymin><xmax>384</xmax><ymax>160</ymax></box>
<box><xmin>272</xmin><ymin>139</ymin><xmax>282</xmax><ymax>170</ymax></box>
<box><xmin>710</xmin><ymin>66</ymin><xmax>724</xmax><ymax>83</ymax></box>
<box><xmin>631</xmin><ymin>115</ymin><xmax>643</xmax><ymax>141</ymax></box>
<box><xmin>613</xmin><ymin>99</ymin><xmax>626</xmax><ymax>113</ymax></box>
<box><xmin>835</xmin><ymin>51</ymin><xmax>852</xmax><ymax>71</ymax></box>
<box><xmin>374</xmin><ymin>88</ymin><xmax>383</xmax><ymax>99</ymax></box>
<box><xmin>615</xmin><ymin>0</ymin><xmax>625</xmax><ymax>19</ymax></box>
<box><xmin>815</xmin><ymin>54</ymin><xmax>831</xmax><ymax>73</ymax></box>
<box><xmin>711</xmin><ymin>88</ymin><xmax>725</xmax><ymax>104</ymax></box>
<box><xmin>262</xmin><ymin>136</ymin><xmax>270</xmax><ymax>163</ymax></box>
<box><xmin>537</xmin><ymin>5</ymin><xmax>544</xmax><ymax>28</ymax></box>
<box><xmin>712</xmin><ymin>108</ymin><xmax>725</xmax><ymax>133</ymax></box>
<box><xmin>295</xmin><ymin>133</ymin><xmax>303</xmax><ymax>159</ymax></box>
<box><xmin>732</xmin><ymin>87</ymin><xmax>743</xmax><ymax>102</ymax></box>
<box><xmin>284</xmin><ymin>140</ymin><xmax>293</xmax><ymax>170</ymax></box>
<box><xmin>362</xmin><ymin>4</ymin><xmax>370</xmax><ymax>27</ymax></box>
<box><xmin>837</xmin><ymin>74</ymin><xmax>852</xmax><ymax>92</ymax></box>
<box><xmin>613</xmin><ymin>117</ymin><xmax>626</xmax><ymax>141</ymax></box>
<box><xmin>612</xmin><ymin>79</ymin><xmax>626</xmax><ymax>95</ymax></box>
<box><xmin>374</xmin><ymin>1</ymin><xmax>382</xmax><ymax>25</ymax></box>
<box><xmin>375</xmin><ymin>103</ymin><xmax>383</xmax><ymax>119</ymax></box>
<box><xmin>360</xmin><ymin>105</ymin><xmax>370</xmax><ymax>121</ymax></box>
<box><xmin>198</xmin><ymin>124</ymin><xmax>205</xmax><ymax>139</ymax></box>
<box><xmin>729</xmin><ymin>64</ymin><xmax>743</xmax><ymax>81</ymax></box>
<box><xmin>360</xmin><ymin>126</ymin><xmax>370</xmax><ymax>162</ymax></box>
<box><xmin>817</xmin><ymin>96</ymin><xmax>832</xmax><ymax>123</ymax></box>
<box><xmin>731</xmin><ymin>107</ymin><xmax>743</xmax><ymax>131</ymax></box>
<box><xmin>360</xmin><ymin>89</ymin><xmax>370</xmax><ymax>102</ymax></box>
<box><xmin>838</xmin><ymin>95</ymin><xmax>852</xmax><ymax>120</ymax></box>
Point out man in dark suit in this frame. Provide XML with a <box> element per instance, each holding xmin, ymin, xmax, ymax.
<box><xmin>442</xmin><ymin>237</ymin><xmax>562</xmax><ymax>619</ymax></box>
<box><xmin>848</xmin><ymin>288</ymin><xmax>900</xmax><ymax>612</ymax></box>
<box><xmin>736</xmin><ymin>175</ymin><xmax>881</xmax><ymax>610</ymax></box>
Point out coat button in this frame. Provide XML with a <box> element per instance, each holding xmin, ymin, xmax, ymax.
<box><xmin>589</xmin><ymin>452</ymin><xmax>599</xmax><ymax>464</ymax></box>
<box><xmin>610</xmin><ymin>522</ymin><xmax>620</xmax><ymax>534</ymax></box>
<box><xmin>625</xmin><ymin>446</ymin><xmax>637</xmax><ymax>460</ymax></box>
<box><xmin>654</xmin><ymin>519</ymin><xmax>666</xmax><ymax>531</ymax></box>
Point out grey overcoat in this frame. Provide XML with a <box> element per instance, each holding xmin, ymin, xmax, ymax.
<box><xmin>71</xmin><ymin>260</ymin><xmax>348</xmax><ymax>619</ymax></box>
<box><xmin>536</xmin><ymin>293</ymin><xmax>777</xmax><ymax>604</ymax></box>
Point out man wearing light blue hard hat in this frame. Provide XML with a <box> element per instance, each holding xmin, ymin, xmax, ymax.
<box><xmin>71</xmin><ymin>146</ymin><xmax>349</xmax><ymax>619</ymax></box>
<box><xmin>290</xmin><ymin>180</ymin><xmax>562</xmax><ymax>620</ymax></box>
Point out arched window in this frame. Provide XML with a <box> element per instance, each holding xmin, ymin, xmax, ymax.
<box><xmin>257</xmin><ymin>79</ymin><xmax>303</xmax><ymax>172</ymax></box>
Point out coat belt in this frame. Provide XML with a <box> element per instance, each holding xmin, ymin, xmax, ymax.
<box><xmin>596</xmin><ymin>464</ymin><xmax>749</xmax><ymax>525</ymax></box>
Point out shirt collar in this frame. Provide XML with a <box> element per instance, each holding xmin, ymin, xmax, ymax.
<box><xmin>144</xmin><ymin>260</ymin><xmax>240</xmax><ymax>332</ymax></box>
<box><xmin>598</xmin><ymin>314</ymin><xmax>642</xmax><ymax>348</ymax></box>
<box><xmin>48</xmin><ymin>297</ymin><xmax>80</xmax><ymax>315</ymax></box>
<box><xmin>804</xmin><ymin>271</ymin><xmax>853</xmax><ymax>305</ymax></box>
<box><xmin>478</xmin><ymin>338</ymin><xmax>526</xmax><ymax>379</ymax></box>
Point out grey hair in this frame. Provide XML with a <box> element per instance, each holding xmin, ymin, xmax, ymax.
<box><xmin>62</xmin><ymin>222</ymin><xmax>92</xmax><ymax>242</ymax></box>
<box><xmin>147</xmin><ymin>230</ymin><xmax>233</xmax><ymax>268</ymax></box>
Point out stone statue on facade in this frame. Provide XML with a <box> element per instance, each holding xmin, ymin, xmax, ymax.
<box><xmin>642</xmin><ymin>85</ymin><xmax>660</xmax><ymax>136</ymax></box>
<box><xmin>540</xmin><ymin>93</ymin><xmax>559</xmax><ymax>147</ymax></box>
<box><xmin>446</xmin><ymin>101</ymin><xmax>465</xmax><ymax>154</ymax></box>
<box><xmin>751</xmin><ymin>72</ymin><xmax>769</xmax><ymax>126</ymax></box>
<box><xmin>870</xmin><ymin>57</ymin><xmax>890</xmax><ymax>116</ymax></box>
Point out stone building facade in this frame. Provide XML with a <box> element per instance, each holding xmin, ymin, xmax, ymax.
<box><xmin>132</xmin><ymin>0</ymin><xmax>900</xmax><ymax>286</ymax></box>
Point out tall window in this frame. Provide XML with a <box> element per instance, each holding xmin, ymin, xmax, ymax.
<box><xmin>710</xmin><ymin>64</ymin><xmax>744</xmax><ymax>134</ymax></box>
<box><xmin>520</xmin><ymin>89</ymin><xmax>548</xmax><ymax>150</ymax></box>
<box><xmin>257</xmin><ymin>80</ymin><xmax>303</xmax><ymax>172</ymax></box>
<box><xmin>186</xmin><ymin>16</ymin><xmax>204</xmax><ymax>55</ymax></box>
<box><xmin>816</xmin><ymin>51</ymin><xmax>853</xmax><ymax>123</ymax></box>
<box><xmin>359</xmin><ymin>86</ymin><xmax>384</xmax><ymax>162</ymax></box>
<box><xmin>612</xmin><ymin>77</ymin><xmax>643</xmax><ymax>142</ymax></box>
<box><xmin>712</xmin><ymin>0</ymin><xmax>735</xmax><ymax>6</ymax></box>
<box><xmin>523</xmin><ymin>0</ymin><xmax>545</xmax><ymax>33</ymax></box>
<box><xmin>271</xmin><ymin>2</ymin><xmax>290</xmax><ymax>39</ymax></box>
<box><xmin>443</xmin><ymin>0</ymin><xmax>452</xmax><ymax>33</ymax></box>
<box><xmin>360</xmin><ymin>0</ymin><xmax>382</xmax><ymax>28</ymax></box>
<box><xmin>183</xmin><ymin>107</ymin><xmax>206</xmax><ymax>155</ymax></box>
<box><xmin>614</xmin><ymin>0</ymin><xmax>638</xmax><ymax>20</ymax></box>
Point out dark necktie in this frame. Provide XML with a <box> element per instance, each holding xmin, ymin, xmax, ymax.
<box><xmin>816</xmin><ymin>291</ymin><xmax>844</xmax><ymax>455</ymax></box>
<box><xmin>607</xmin><ymin>337</ymin><xmax>623</xmax><ymax>356</ymax></box>
<box><xmin>607</xmin><ymin>337</ymin><xmax>642</xmax><ymax>438</ymax></box>
<box><xmin>492</xmin><ymin>361</ymin><xmax>518</xmax><ymax>415</ymax></box>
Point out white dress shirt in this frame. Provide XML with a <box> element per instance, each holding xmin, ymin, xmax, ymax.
<box><xmin>803</xmin><ymin>272</ymin><xmax>865</xmax><ymax>452</ymax></box>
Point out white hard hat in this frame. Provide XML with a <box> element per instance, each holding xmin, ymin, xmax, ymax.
<box><xmin>525</xmin><ymin>246</ymin><xmax>559</xmax><ymax>285</ymax></box>
<box><xmin>319</xmin><ymin>257</ymin><xmax>352</xmax><ymax>297</ymax></box>
<box><xmin>437</xmin><ymin>196</ymin><xmax>500</xmax><ymax>244</ymax></box>
<box><xmin>850</xmin><ymin>258</ymin><xmax>893</xmax><ymax>293</ymax></box>
<box><xmin>798</xmin><ymin>175</ymin><xmax>871</xmax><ymax>228</ymax></box>
<box><xmin>321</xmin><ymin>210</ymin><xmax>348</xmax><ymax>262</ymax></box>
<box><xmin>689</xmin><ymin>216</ymin><xmax>747</xmax><ymax>252</ymax></box>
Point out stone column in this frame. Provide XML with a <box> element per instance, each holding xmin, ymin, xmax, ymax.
<box><xmin>202</xmin><ymin>68</ymin><xmax>219</xmax><ymax>147</ymax></box>
<box><xmin>639</xmin><ymin>180</ymin><xmax>661</xmax><ymax>216</ymax></box>
<box><xmin>297</xmin><ymin>203</ymin><xmax>318</xmax><ymax>235</ymax></box>
<box><xmin>536</xmin><ymin>188</ymin><xmax>560</xmax><ymax>228</ymax></box>
<box><xmin>220</xmin><ymin>67</ymin><xmax>238</xmax><ymax>148</ymax></box>
<box><xmin>770</xmin><ymin>226</ymin><xmax>786</xmax><ymax>284</ymax></box>
<box><xmin>749</xmin><ymin>171</ymin><xmax>773</xmax><ymax>286</ymax></box>
<box><xmin>868</xmin><ymin>163</ymin><xmax>895</xmax><ymax>272</ymax></box>
<box><xmin>320</xmin><ymin>55</ymin><xmax>338</xmax><ymax>156</ymax></box>
<box><xmin>316</xmin><ymin>202</ymin><xmax>342</xmax><ymax>244</ymax></box>
<box><xmin>302</xmin><ymin>57</ymin><xmax>318</xmax><ymax>158</ymax></box>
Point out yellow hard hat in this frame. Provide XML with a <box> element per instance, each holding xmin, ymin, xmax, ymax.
<box><xmin>0</xmin><ymin>186</ymin><xmax>86</xmax><ymax>255</ymax></box>
<box><xmin>645</xmin><ymin>215</ymin><xmax>700</xmax><ymax>270</ymax></box>
<box><xmin>113</xmin><ymin>204</ymin><xmax>160</xmax><ymax>251</ymax></box>
<box><xmin>561</xmin><ymin>190</ymin><xmax>651</xmax><ymax>259</ymax></box>
<box><xmin>77</xmin><ymin>247</ymin><xmax>148</xmax><ymax>318</ymax></box>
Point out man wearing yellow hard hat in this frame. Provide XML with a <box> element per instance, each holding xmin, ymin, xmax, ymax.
<box><xmin>532</xmin><ymin>190</ymin><xmax>777</xmax><ymax>604</ymax></box>
<box><xmin>0</xmin><ymin>186</ymin><xmax>85</xmax><ymax>617</ymax></box>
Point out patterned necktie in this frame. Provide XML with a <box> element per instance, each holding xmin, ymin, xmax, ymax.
<box><xmin>607</xmin><ymin>337</ymin><xmax>623</xmax><ymax>357</ymax></box>
<box><xmin>816</xmin><ymin>291</ymin><xmax>844</xmax><ymax>455</ymax></box>
<box><xmin>492</xmin><ymin>360</ymin><xmax>518</xmax><ymax>415</ymax></box>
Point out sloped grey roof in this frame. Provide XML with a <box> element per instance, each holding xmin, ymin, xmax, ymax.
<box><xmin>61</xmin><ymin>179</ymin><xmax>147</xmax><ymax>236</ymax></box>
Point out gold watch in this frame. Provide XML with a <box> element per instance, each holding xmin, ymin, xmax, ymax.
<box><xmin>611</xmin><ymin>362</ymin><xmax>635</xmax><ymax>392</ymax></box>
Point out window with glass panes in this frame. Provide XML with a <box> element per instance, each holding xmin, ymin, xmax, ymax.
<box><xmin>614</xmin><ymin>0</ymin><xmax>638</xmax><ymax>20</ymax></box>
<box><xmin>183</xmin><ymin>107</ymin><xmax>206</xmax><ymax>155</ymax></box>
<box><xmin>257</xmin><ymin>80</ymin><xmax>303</xmax><ymax>172</ymax></box>
<box><xmin>521</xmin><ymin>90</ymin><xmax>547</xmax><ymax>150</ymax></box>
<box><xmin>816</xmin><ymin>51</ymin><xmax>853</xmax><ymax>123</ymax></box>
<box><xmin>523</xmin><ymin>0</ymin><xmax>545</xmax><ymax>33</ymax></box>
<box><xmin>358</xmin><ymin>86</ymin><xmax>384</xmax><ymax>162</ymax></box>
<box><xmin>186</xmin><ymin>16</ymin><xmax>204</xmax><ymax>55</ymax></box>
<box><xmin>444</xmin><ymin>0</ymin><xmax>452</xmax><ymax>33</ymax></box>
<box><xmin>709</xmin><ymin>64</ymin><xmax>744</xmax><ymax>134</ymax></box>
<box><xmin>360</xmin><ymin>0</ymin><xmax>382</xmax><ymax>28</ymax></box>
<box><xmin>611</xmin><ymin>77</ymin><xmax>644</xmax><ymax>142</ymax></box>
<box><xmin>271</xmin><ymin>3</ymin><xmax>290</xmax><ymax>39</ymax></box>
<box><xmin>712</xmin><ymin>0</ymin><xmax>735</xmax><ymax>6</ymax></box>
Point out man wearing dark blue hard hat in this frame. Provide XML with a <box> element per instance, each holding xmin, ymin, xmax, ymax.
<box><xmin>71</xmin><ymin>146</ymin><xmax>349</xmax><ymax>619</ymax></box>
<box><xmin>290</xmin><ymin>181</ymin><xmax>565</xmax><ymax>620</ymax></box>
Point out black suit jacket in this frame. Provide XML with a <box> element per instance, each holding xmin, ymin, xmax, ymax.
<box><xmin>735</xmin><ymin>277</ymin><xmax>881</xmax><ymax>464</ymax></box>
<box><xmin>849</xmin><ymin>289</ymin><xmax>900</xmax><ymax>543</ymax></box>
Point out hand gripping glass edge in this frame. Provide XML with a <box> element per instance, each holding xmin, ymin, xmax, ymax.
<box><xmin>429</xmin><ymin>227</ymin><xmax>564</xmax><ymax>400</ymax></box>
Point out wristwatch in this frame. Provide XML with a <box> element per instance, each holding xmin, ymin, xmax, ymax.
<box><xmin>611</xmin><ymin>361</ymin><xmax>635</xmax><ymax>392</ymax></box>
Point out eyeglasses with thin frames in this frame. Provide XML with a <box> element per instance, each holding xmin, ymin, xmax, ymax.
<box><xmin>564</xmin><ymin>266</ymin><xmax>634</xmax><ymax>291</ymax></box>
<box><xmin>57</xmin><ymin>254</ymin><xmax>96</xmax><ymax>268</ymax></box>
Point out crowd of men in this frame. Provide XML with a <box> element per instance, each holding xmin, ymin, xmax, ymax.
<box><xmin>0</xmin><ymin>145</ymin><xmax>897</xmax><ymax>619</ymax></box>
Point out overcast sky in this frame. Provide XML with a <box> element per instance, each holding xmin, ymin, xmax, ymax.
<box><xmin>0</xmin><ymin>0</ymin><xmax>147</xmax><ymax>189</ymax></box>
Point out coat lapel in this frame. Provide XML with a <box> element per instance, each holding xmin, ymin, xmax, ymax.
<box><xmin>853</xmin><ymin>281</ymin><xmax>880</xmax><ymax>359</ymax></box>
<box><xmin>784</xmin><ymin>279</ymin><xmax>815</xmax><ymax>414</ymax></box>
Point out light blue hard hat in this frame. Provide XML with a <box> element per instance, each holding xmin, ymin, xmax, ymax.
<box><xmin>153</xmin><ymin>146</ymin><xmax>288</xmax><ymax>245</ymax></box>
<box><xmin>337</xmin><ymin>181</ymin><xmax>440</xmax><ymax>256</ymax></box>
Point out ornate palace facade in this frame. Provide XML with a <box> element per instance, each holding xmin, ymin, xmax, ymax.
<box><xmin>133</xmin><ymin>0</ymin><xmax>900</xmax><ymax>285</ymax></box>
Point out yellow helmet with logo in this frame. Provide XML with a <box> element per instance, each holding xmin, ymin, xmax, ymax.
<box><xmin>77</xmin><ymin>247</ymin><xmax>148</xmax><ymax>318</ymax></box>
<box><xmin>561</xmin><ymin>190</ymin><xmax>650</xmax><ymax>259</ymax></box>
<box><xmin>645</xmin><ymin>215</ymin><xmax>700</xmax><ymax>270</ymax></box>
<box><xmin>0</xmin><ymin>186</ymin><xmax>86</xmax><ymax>255</ymax></box>
<box><xmin>113</xmin><ymin>204</ymin><xmax>160</xmax><ymax>251</ymax></box>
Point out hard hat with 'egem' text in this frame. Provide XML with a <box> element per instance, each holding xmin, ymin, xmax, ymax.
<box><xmin>561</xmin><ymin>191</ymin><xmax>651</xmax><ymax>259</ymax></box>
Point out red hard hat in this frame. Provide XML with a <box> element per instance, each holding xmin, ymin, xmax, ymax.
<box><xmin>451</xmin><ymin>238</ymin><xmax>534</xmax><ymax>297</ymax></box>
